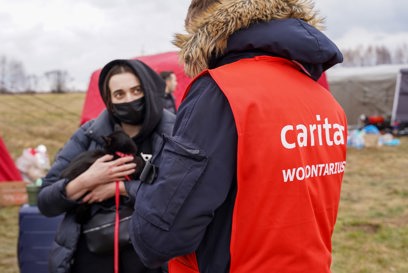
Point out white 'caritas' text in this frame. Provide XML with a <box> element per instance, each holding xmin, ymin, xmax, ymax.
<box><xmin>281</xmin><ymin>115</ymin><xmax>345</xmax><ymax>149</ymax></box>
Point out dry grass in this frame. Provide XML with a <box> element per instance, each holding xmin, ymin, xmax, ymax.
<box><xmin>0</xmin><ymin>93</ymin><xmax>408</xmax><ymax>273</ymax></box>
<box><xmin>0</xmin><ymin>206</ymin><xmax>20</xmax><ymax>273</ymax></box>
<box><xmin>0</xmin><ymin>92</ymin><xmax>84</xmax><ymax>160</ymax></box>
<box><xmin>332</xmin><ymin>141</ymin><xmax>408</xmax><ymax>273</ymax></box>
<box><xmin>0</xmin><ymin>93</ymin><xmax>84</xmax><ymax>273</ymax></box>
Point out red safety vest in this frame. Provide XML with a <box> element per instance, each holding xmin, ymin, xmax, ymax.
<box><xmin>169</xmin><ymin>56</ymin><xmax>347</xmax><ymax>273</ymax></box>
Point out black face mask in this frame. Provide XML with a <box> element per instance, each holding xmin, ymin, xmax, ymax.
<box><xmin>111</xmin><ymin>97</ymin><xmax>145</xmax><ymax>125</ymax></box>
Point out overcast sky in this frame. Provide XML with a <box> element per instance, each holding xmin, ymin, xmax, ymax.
<box><xmin>1</xmin><ymin>0</ymin><xmax>407</xmax><ymax>91</ymax></box>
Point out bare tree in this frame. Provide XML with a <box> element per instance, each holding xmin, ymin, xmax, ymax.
<box><xmin>340</xmin><ymin>43</ymin><xmax>408</xmax><ymax>67</ymax></box>
<box><xmin>8</xmin><ymin>59</ymin><xmax>27</xmax><ymax>92</ymax></box>
<box><xmin>394</xmin><ymin>43</ymin><xmax>408</xmax><ymax>64</ymax></box>
<box><xmin>0</xmin><ymin>55</ymin><xmax>76</xmax><ymax>93</ymax></box>
<box><xmin>364</xmin><ymin>46</ymin><xmax>376</xmax><ymax>66</ymax></box>
<box><xmin>0</xmin><ymin>56</ymin><xmax>29</xmax><ymax>92</ymax></box>
<box><xmin>341</xmin><ymin>47</ymin><xmax>365</xmax><ymax>67</ymax></box>
<box><xmin>0</xmin><ymin>56</ymin><xmax>7</xmax><ymax>93</ymax></box>
<box><xmin>375</xmin><ymin>46</ymin><xmax>392</xmax><ymax>65</ymax></box>
<box><xmin>25</xmin><ymin>74</ymin><xmax>39</xmax><ymax>92</ymax></box>
<box><xmin>45</xmin><ymin>70</ymin><xmax>69</xmax><ymax>93</ymax></box>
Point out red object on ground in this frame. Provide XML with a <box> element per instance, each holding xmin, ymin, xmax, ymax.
<box><xmin>367</xmin><ymin>116</ymin><xmax>385</xmax><ymax>124</ymax></box>
<box><xmin>0</xmin><ymin>137</ymin><xmax>23</xmax><ymax>182</ymax></box>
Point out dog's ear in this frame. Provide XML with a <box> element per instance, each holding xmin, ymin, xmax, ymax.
<box><xmin>102</xmin><ymin>135</ymin><xmax>112</xmax><ymax>146</ymax></box>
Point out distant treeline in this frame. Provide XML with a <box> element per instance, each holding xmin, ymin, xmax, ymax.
<box><xmin>2</xmin><ymin>43</ymin><xmax>408</xmax><ymax>93</ymax></box>
<box><xmin>340</xmin><ymin>43</ymin><xmax>408</xmax><ymax>67</ymax></box>
<box><xmin>0</xmin><ymin>55</ymin><xmax>73</xmax><ymax>93</ymax></box>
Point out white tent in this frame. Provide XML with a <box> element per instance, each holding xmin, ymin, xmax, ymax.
<box><xmin>326</xmin><ymin>64</ymin><xmax>408</xmax><ymax>126</ymax></box>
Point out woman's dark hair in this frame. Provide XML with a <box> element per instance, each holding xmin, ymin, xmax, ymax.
<box><xmin>101</xmin><ymin>64</ymin><xmax>135</xmax><ymax>111</ymax></box>
<box><xmin>159</xmin><ymin>71</ymin><xmax>174</xmax><ymax>81</ymax></box>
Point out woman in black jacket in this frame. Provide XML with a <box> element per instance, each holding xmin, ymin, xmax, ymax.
<box><xmin>37</xmin><ymin>59</ymin><xmax>175</xmax><ymax>273</ymax></box>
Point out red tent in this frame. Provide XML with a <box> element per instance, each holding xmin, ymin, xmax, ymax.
<box><xmin>80</xmin><ymin>51</ymin><xmax>330</xmax><ymax>124</ymax></box>
<box><xmin>80</xmin><ymin>51</ymin><xmax>191</xmax><ymax>125</ymax></box>
<box><xmin>0</xmin><ymin>137</ymin><xmax>22</xmax><ymax>182</ymax></box>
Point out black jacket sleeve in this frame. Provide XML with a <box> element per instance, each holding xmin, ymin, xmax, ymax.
<box><xmin>37</xmin><ymin>122</ymin><xmax>93</xmax><ymax>217</ymax></box>
<box><xmin>129</xmin><ymin>75</ymin><xmax>237</xmax><ymax>268</ymax></box>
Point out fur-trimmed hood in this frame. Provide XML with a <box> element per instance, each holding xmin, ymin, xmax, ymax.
<box><xmin>174</xmin><ymin>0</ymin><xmax>342</xmax><ymax>78</ymax></box>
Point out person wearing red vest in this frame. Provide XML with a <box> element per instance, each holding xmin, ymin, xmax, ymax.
<box><xmin>127</xmin><ymin>1</ymin><xmax>347</xmax><ymax>272</ymax></box>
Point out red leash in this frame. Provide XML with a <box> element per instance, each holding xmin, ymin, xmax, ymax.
<box><xmin>114</xmin><ymin>152</ymin><xmax>132</xmax><ymax>273</ymax></box>
<box><xmin>114</xmin><ymin>180</ymin><xmax>120</xmax><ymax>273</ymax></box>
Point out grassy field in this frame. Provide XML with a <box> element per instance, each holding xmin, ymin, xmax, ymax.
<box><xmin>0</xmin><ymin>92</ymin><xmax>85</xmax><ymax>160</ymax></box>
<box><xmin>0</xmin><ymin>93</ymin><xmax>84</xmax><ymax>273</ymax></box>
<box><xmin>1</xmin><ymin>93</ymin><xmax>408</xmax><ymax>273</ymax></box>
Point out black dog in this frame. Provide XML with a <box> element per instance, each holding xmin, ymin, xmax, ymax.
<box><xmin>61</xmin><ymin>130</ymin><xmax>145</xmax><ymax>223</ymax></box>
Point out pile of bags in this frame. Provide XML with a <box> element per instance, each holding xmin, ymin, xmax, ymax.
<box><xmin>348</xmin><ymin>125</ymin><xmax>400</xmax><ymax>149</ymax></box>
<box><xmin>15</xmin><ymin>145</ymin><xmax>50</xmax><ymax>183</ymax></box>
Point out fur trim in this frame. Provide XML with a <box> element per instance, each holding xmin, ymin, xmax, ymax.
<box><xmin>174</xmin><ymin>0</ymin><xmax>324</xmax><ymax>77</ymax></box>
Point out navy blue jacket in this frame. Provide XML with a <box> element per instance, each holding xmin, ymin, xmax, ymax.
<box><xmin>162</xmin><ymin>93</ymin><xmax>177</xmax><ymax>114</ymax></box>
<box><xmin>129</xmin><ymin>19</ymin><xmax>342</xmax><ymax>273</ymax></box>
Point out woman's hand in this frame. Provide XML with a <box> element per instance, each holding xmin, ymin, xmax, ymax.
<box><xmin>81</xmin><ymin>154</ymin><xmax>136</xmax><ymax>188</ymax></box>
<box><xmin>65</xmin><ymin>154</ymin><xmax>135</xmax><ymax>201</ymax></box>
<box><xmin>82</xmin><ymin>181</ymin><xmax>129</xmax><ymax>203</ymax></box>
<box><xmin>82</xmin><ymin>180</ymin><xmax>129</xmax><ymax>203</ymax></box>
<box><xmin>82</xmin><ymin>182</ymin><xmax>115</xmax><ymax>203</ymax></box>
